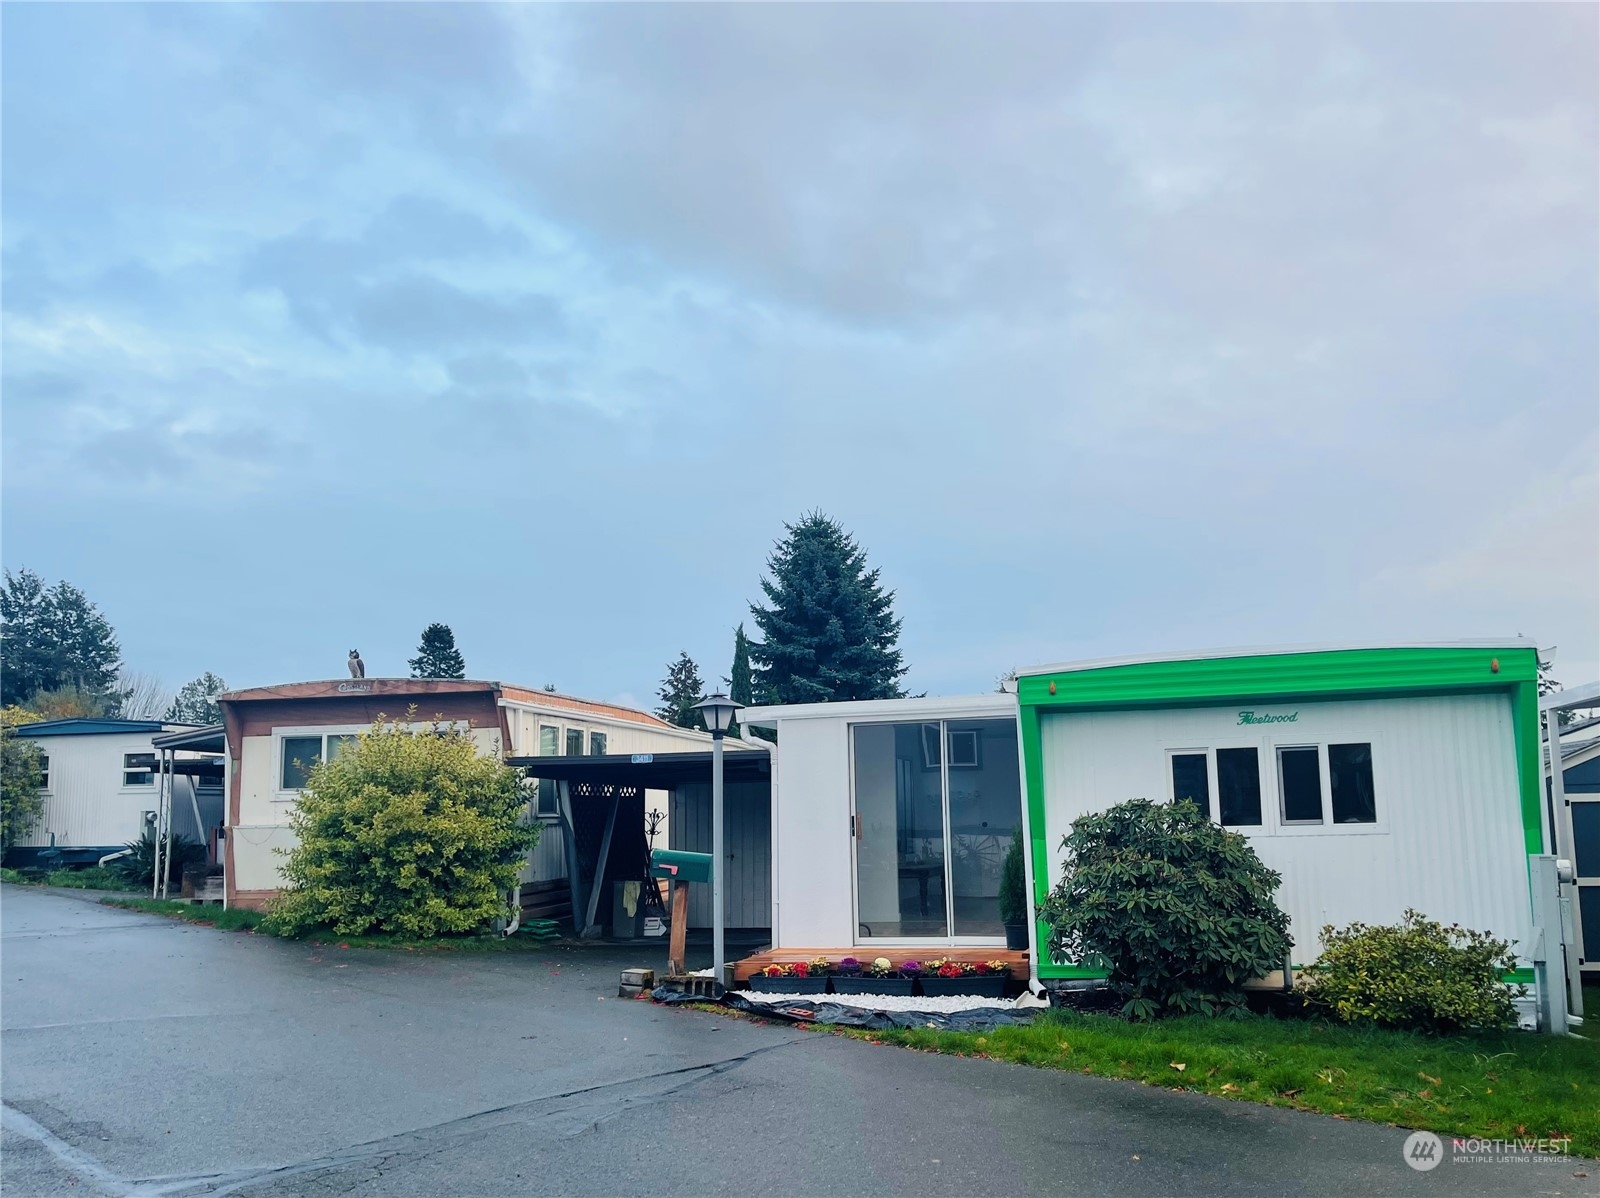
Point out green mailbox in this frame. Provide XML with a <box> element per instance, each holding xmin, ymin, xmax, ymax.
<box><xmin>649</xmin><ymin>848</ymin><xmax>713</xmax><ymax>885</ymax></box>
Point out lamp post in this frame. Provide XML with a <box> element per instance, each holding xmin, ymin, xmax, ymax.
<box><xmin>693</xmin><ymin>691</ymin><xmax>745</xmax><ymax>988</ymax></box>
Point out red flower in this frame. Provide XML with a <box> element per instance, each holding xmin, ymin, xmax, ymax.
<box><xmin>793</xmin><ymin>961</ymin><xmax>810</xmax><ymax>976</ymax></box>
<box><xmin>972</xmin><ymin>962</ymin><xmax>992</xmax><ymax>975</ymax></box>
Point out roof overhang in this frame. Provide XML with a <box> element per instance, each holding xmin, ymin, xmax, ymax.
<box><xmin>1541</xmin><ymin>681</ymin><xmax>1600</xmax><ymax>713</ymax></box>
<box><xmin>739</xmin><ymin>693</ymin><xmax>1014</xmax><ymax>730</ymax></box>
<box><xmin>1016</xmin><ymin>639</ymin><xmax>1539</xmax><ymax>679</ymax></box>
<box><xmin>505</xmin><ymin>750</ymin><xmax>771</xmax><ymax>788</ymax></box>
<box><xmin>152</xmin><ymin>724</ymin><xmax>227</xmax><ymax>754</ymax></box>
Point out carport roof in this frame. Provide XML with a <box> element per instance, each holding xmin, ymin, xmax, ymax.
<box><xmin>505</xmin><ymin>750</ymin><xmax>770</xmax><ymax>788</ymax></box>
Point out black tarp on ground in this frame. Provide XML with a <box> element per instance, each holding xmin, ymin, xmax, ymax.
<box><xmin>652</xmin><ymin>987</ymin><xmax>1038</xmax><ymax>1031</ymax></box>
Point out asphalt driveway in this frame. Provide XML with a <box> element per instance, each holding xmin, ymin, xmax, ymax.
<box><xmin>2</xmin><ymin>886</ymin><xmax>1591</xmax><ymax>1198</ymax></box>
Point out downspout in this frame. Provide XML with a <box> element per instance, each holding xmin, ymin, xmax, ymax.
<box><xmin>503</xmin><ymin>885</ymin><xmax>522</xmax><ymax>938</ymax></box>
<box><xmin>1006</xmin><ymin>680</ymin><xmax>1046</xmax><ymax>1001</ymax></box>
<box><xmin>738</xmin><ymin>728</ymin><xmax>778</xmax><ymax>944</ymax></box>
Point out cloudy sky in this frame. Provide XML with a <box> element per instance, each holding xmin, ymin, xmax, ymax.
<box><xmin>3</xmin><ymin>3</ymin><xmax>1596</xmax><ymax>708</ymax></box>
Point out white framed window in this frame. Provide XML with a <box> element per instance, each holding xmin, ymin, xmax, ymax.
<box><xmin>1276</xmin><ymin>746</ymin><xmax>1324</xmax><ymax>825</ymax></box>
<box><xmin>1328</xmin><ymin>742</ymin><xmax>1378</xmax><ymax>824</ymax></box>
<box><xmin>1215</xmin><ymin>746</ymin><xmax>1263</xmax><ymax>827</ymax></box>
<box><xmin>565</xmin><ymin>728</ymin><xmax>584</xmax><ymax>756</ymax></box>
<box><xmin>280</xmin><ymin>736</ymin><xmax>324</xmax><ymax>790</ymax></box>
<box><xmin>38</xmin><ymin>753</ymin><xmax>49</xmax><ymax>790</ymax></box>
<box><xmin>538</xmin><ymin>725</ymin><xmax>559</xmax><ymax>756</ymax></box>
<box><xmin>123</xmin><ymin>752</ymin><xmax>156</xmax><ymax>787</ymax></box>
<box><xmin>1167</xmin><ymin>749</ymin><xmax>1211</xmax><ymax>819</ymax></box>
<box><xmin>588</xmin><ymin>731</ymin><xmax>607</xmax><ymax>756</ymax></box>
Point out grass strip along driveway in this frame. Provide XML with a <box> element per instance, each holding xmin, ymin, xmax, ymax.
<box><xmin>99</xmin><ymin>897</ymin><xmax>559</xmax><ymax>951</ymax></box>
<box><xmin>837</xmin><ymin>1007</ymin><xmax>1598</xmax><ymax>1157</ymax></box>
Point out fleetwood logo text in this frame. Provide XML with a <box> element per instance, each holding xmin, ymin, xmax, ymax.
<box><xmin>1237</xmin><ymin>710</ymin><xmax>1298</xmax><ymax>726</ymax></box>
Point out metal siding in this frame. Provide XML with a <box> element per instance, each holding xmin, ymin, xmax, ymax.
<box><xmin>668</xmin><ymin>781</ymin><xmax>771</xmax><ymax>929</ymax></box>
<box><xmin>18</xmin><ymin>732</ymin><xmax>169</xmax><ymax>849</ymax></box>
<box><xmin>1038</xmin><ymin>693</ymin><xmax>1533</xmax><ymax>965</ymax></box>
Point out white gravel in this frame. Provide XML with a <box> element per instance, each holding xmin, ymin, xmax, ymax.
<box><xmin>732</xmin><ymin>989</ymin><xmax>1019</xmax><ymax>1014</ymax></box>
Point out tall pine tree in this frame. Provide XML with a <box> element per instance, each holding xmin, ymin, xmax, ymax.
<box><xmin>409</xmin><ymin>623</ymin><xmax>466</xmax><ymax>679</ymax></box>
<box><xmin>167</xmin><ymin>672</ymin><xmax>230</xmax><ymax>724</ymax></box>
<box><xmin>727</xmin><ymin>623</ymin><xmax>754</xmax><ymax>739</ymax></box>
<box><xmin>749</xmin><ymin>513</ymin><xmax>907</xmax><ymax>704</ymax></box>
<box><xmin>656</xmin><ymin>651</ymin><xmax>706</xmax><ymax>730</ymax></box>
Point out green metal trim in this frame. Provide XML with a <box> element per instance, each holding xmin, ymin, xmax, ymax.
<box><xmin>1018</xmin><ymin>646</ymin><xmax>1537</xmax><ymax>711</ymax></box>
<box><xmin>1020</xmin><ymin>703</ymin><xmax>1052</xmax><ymax>965</ymax></box>
<box><xmin>1509</xmin><ymin>680</ymin><xmax>1544</xmax><ymax>855</ymax></box>
<box><xmin>1503</xmin><ymin>967</ymin><xmax>1535</xmax><ymax>985</ymax></box>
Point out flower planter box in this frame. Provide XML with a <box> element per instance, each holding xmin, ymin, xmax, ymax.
<box><xmin>917</xmin><ymin>975</ymin><xmax>1009</xmax><ymax>999</ymax></box>
<box><xmin>748</xmin><ymin>975</ymin><xmax>830</xmax><ymax>995</ymax></box>
<box><xmin>831</xmin><ymin>975</ymin><xmax>915</xmax><ymax>996</ymax></box>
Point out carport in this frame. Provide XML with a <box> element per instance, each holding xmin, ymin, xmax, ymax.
<box><xmin>508</xmin><ymin>748</ymin><xmax>772</xmax><ymax>939</ymax></box>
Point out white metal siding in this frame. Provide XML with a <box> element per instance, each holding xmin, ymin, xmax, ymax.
<box><xmin>769</xmin><ymin>717</ymin><xmax>855</xmax><ymax>947</ymax></box>
<box><xmin>17</xmin><ymin>733</ymin><xmax>181</xmax><ymax>850</ymax></box>
<box><xmin>1038</xmin><ymin>693</ymin><xmax>1534</xmax><ymax>963</ymax></box>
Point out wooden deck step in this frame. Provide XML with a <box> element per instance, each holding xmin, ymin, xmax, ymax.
<box><xmin>733</xmin><ymin>946</ymin><xmax>1029</xmax><ymax>984</ymax></box>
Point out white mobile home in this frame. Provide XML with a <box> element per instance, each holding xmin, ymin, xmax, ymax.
<box><xmin>742</xmin><ymin>642</ymin><xmax>1549</xmax><ymax>992</ymax></box>
<box><xmin>5</xmin><ymin>718</ymin><xmax>223</xmax><ymax>867</ymax></box>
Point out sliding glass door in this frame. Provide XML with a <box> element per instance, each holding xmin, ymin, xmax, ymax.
<box><xmin>850</xmin><ymin>718</ymin><xmax>1022</xmax><ymax>944</ymax></box>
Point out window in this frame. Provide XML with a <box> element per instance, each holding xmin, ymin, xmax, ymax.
<box><xmin>280</xmin><ymin>736</ymin><xmax>323</xmax><ymax>790</ymax></box>
<box><xmin>1169</xmin><ymin>752</ymin><xmax>1210</xmax><ymax>819</ymax></box>
<box><xmin>38</xmin><ymin>753</ymin><xmax>49</xmax><ymax>790</ymax></box>
<box><xmin>565</xmin><ymin>728</ymin><xmax>584</xmax><ymax>756</ymax></box>
<box><xmin>1277</xmin><ymin>747</ymin><xmax>1324</xmax><ymax>824</ymax></box>
<box><xmin>123</xmin><ymin>752</ymin><xmax>156</xmax><ymax>787</ymax></box>
<box><xmin>1216</xmin><ymin>748</ymin><xmax>1262</xmax><ymax>826</ymax></box>
<box><xmin>538</xmin><ymin>725</ymin><xmax>559</xmax><ymax>756</ymax></box>
<box><xmin>327</xmin><ymin>734</ymin><xmax>359</xmax><ymax>762</ymax></box>
<box><xmin>1329</xmin><ymin>743</ymin><xmax>1377</xmax><ymax>824</ymax></box>
<box><xmin>588</xmin><ymin>731</ymin><xmax>607</xmax><ymax>755</ymax></box>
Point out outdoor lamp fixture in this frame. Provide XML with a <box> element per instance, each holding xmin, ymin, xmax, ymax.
<box><xmin>693</xmin><ymin>691</ymin><xmax>745</xmax><ymax>988</ymax></box>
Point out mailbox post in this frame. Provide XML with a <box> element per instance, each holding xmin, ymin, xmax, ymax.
<box><xmin>649</xmin><ymin>848</ymin><xmax>713</xmax><ymax>977</ymax></box>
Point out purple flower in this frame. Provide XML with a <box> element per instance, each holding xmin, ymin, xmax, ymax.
<box><xmin>837</xmin><ymin>956</ymin><xmax>863</xmax><ymax>976</ymax></box>
<box><xmin>898</xmin><ymin>960</ymin><xmax>923</xmax><ymax>976</ymax></box>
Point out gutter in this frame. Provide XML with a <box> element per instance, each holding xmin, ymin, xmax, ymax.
<box><xmin>737</xmin><ymin>729</ymin><xmax>778</xmax><ymax>943</ymax></box>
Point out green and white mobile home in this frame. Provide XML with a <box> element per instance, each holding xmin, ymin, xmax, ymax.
<box><xmin>745</xmin><ymin>640</ymin><xmax>1547</xmax><ymax>992</ymax></box>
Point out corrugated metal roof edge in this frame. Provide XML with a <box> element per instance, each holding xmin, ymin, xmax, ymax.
<box><xmin>1016</xmin><ymin>639</ymin><xmax>1539</xmax><ymax>678</ymax></box>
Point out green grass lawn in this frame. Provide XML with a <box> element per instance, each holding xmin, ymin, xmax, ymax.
<box><xmin>1</xmin><ymin>865</ymin><xmax>142</xmax><ymax>891</ymax></box>
<box><xmin>841</xmin><ymin>1007</ymin><xmax>1599</xmax><ymax>1157</ymax></box>
<box><xmin>98</xmin><ymin>897</ymin><xmax>568</xmax><ymax>951</ymax></box>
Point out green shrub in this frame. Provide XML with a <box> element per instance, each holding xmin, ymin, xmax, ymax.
<box><xmin>1302</xmin><ymin>909</ymin><xmax>1519</xmax><ymax>1033</ymax></box>
<box><xmin>45</xmin><ymin>864</ymin><xmax>138</xmax><ymax>890</ymax></box>
<box><xmin>263</xmin><ymin>713</ymin><xmax>538</xmax><ymax>939</ymax></box>
<box><xmin>1</xmin><ymin>709</ymin><xmax>46</xmax><ymax>851</ymax></box>
<box><xmin>112</xmin><ymin>830</ymin><xmax>207</xmax><ymax>888</ymax></box>
<box><xmin>998</xmin><ymin>825</ymin><xmax>1027</xmax><ymax>926</ymax></box>
<box><xmin>1040</xmin><ymin>798</ymin><xmax>1291</xmax><ymax>1019</ymax></box>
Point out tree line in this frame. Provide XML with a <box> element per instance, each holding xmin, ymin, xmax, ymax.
<box><xmin>657</xmin><ymin>511</ymin><xmax>907</xmax><ymax>731</ymax></box>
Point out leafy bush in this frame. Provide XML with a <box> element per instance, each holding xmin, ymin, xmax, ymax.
<box><xmin>1040</xmin><ymin>798</ymin><xmax>1292</xmax><ymax>1019</ymax></box>
<box><xmin>999</xmin><ymin>825</ymin><xmax>1027</xmax><ymax>925</ymax></box>
<box><xmin>1</xmin><ymin>708</ymin><xmax>45</xmax><ymax>851</ymax></box>
<box><xmin>263</xmin><ymin>713</ymin><xmax>538</xmax><ymax>939</ymax></box>
<box><xmin>1302</xmin><ymin>909</ymin><xmax>1519</xmax><ymax>1033</ymax></box>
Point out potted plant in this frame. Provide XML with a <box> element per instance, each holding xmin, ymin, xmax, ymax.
<box><xmin>748</xmin><ymin>961</ymin><xmax>827</xmax><ymax>994</ymax></box>
<box><xmin>916</xmin><ymin>958</ymin><xmax>1013</xmax><ymax>998</ymax></box>
<box><xmin>1000</xmin><ymin>825</ymin><xmax>1029</xmax><ymax>951</ymax></box>
<box><xmin>833</xmin><ymin>957</ymin><xmax>916</xmax><ymax>996</ymax></box>
<box><xmin>916</xmin><ymin>958</ymin><xmax>971</xmax><ymax>997</ymax></box>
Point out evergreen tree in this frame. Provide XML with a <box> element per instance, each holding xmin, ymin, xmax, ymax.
<box><xmin>749</xmin><ymin>512</ymin><xmax>907</xmax><ymax>704</ymax></box>
<box><xmin>409</xmin><ymin>623</ymin><xmax>466</xmax><ymax>679</ymax></box>
<box><xmin>166</xmin><ymin>672</ymin><xmax>230</xmax><ymax>725</ymax></box>
<box><xmin>727</xmin><ymin>623</ymin><xmax>754</xmax><ymax>739</ymax></box>
<box><xmin>0</xmin><ymin>569</ymin><xmax>123</xmax><ymax>708</ymax></box>
<box><xmin>656</xmin><ymin>651</ymin><xmax>706</xmax><ymax>730</ymax></box>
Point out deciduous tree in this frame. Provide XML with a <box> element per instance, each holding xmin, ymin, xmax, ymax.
<box><xmin>166</xmin><ymin>672</ymin><xmax>229</xmax><ymax>725</ymax></box>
